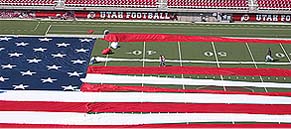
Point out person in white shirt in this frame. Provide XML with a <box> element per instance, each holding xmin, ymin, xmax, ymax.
<box><xmin>265</xmin><ymin>48</ymin><xmax>274</xmax><ymax>62</ymax></box>
<box><xmin>159</xmin><ymin>55</ymin><xmax>166</xmax><ymax>67</ymax></box>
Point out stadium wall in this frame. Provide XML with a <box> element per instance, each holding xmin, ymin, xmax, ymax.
<box><xmin>2</xmin><ymin>10</ymin><xmax>291</xmax><ymax>23</ymax></box>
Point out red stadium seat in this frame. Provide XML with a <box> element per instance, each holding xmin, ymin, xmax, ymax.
<box><xmin>257</xmin><ymin>0</ymin><xmax>291</xmax><ymax>10</ymax></box>
<box><xmin>167</xmin><ymin>0</ymin><xmax>249</xmax><ymax>10</ymax></box>
<box><xmin>0</xmin><ymin>0</ymin><xmax>54</xmax><ymax>6</ymax></box>
<box><xmin>64</xmin><ymin>0</ymin><xmax>158</xmax><ymax>8</ymax></box>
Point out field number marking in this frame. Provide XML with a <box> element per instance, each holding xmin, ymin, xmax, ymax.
<box><xmin>204</xmin><ymin>51</ymin><xmax>227</xmax><ymax>57</ymax></box>
<box><xmin>126</xmin><ymin>50</ymin><xmax>156</xmax><ymax>56</ymax></box>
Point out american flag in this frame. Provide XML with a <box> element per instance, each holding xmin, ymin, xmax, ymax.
<box><xmin>1</xmin><ymin>36</ymin><xmax>291</xmax><ymax>128</ymax></box>
<box><xmin>0</xmin><ymin>36</ymin><xmax>95</xmax><ymax>91</ymax></box>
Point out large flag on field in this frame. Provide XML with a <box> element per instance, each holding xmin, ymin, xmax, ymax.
<box><xmin>1</xmin><ymin>36</ymin><xmax>291</xmax><ymax>128</ymax></box>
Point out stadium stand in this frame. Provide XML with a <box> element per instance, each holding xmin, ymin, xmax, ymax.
<box><xmin>0</xmin><ymin>0</ymin><xmax>55</xmax><ymax>6</ymax></box>
<box><xmin>64</xmin><ymin>0</ymin><xmax>158</xmax><ymax>8</ymax></box>
<box><xmin>167</xmin><ymin>0</ymin><xmax>249</xmax><ymax>9</ymax></box>
<box><xmin>257</xmin><ymin>0</ymin><xmax>291</xmax><ymax>10</ymax></box>
<box><xmin>0</xmin><ymin>0</ymin><xmax>291</xmax><ymax>11</ymax></box>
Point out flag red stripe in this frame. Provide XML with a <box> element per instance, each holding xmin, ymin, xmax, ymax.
<box><xmin>87</xmin><ymin>66</ymin><xmax>291</xmax><ymax>77</ymax></box>
<box><xmin>81</xmin><ymin>83</ymin><xmax>291</xmax><ymax>97</ymax></box>
<box><xmin>104</xmin><ymin>33</ymin><xmax>291</xmax><ymax>44</ymax></box>
<box><xmin>2</xmin><ymin>123</ymin><xmax>291</xmax><ymax>128</ymax></box>
<box><xmin>2</xmin><ymin>101</ymin><xmax>291</xmax><ymax>114</ymax></box>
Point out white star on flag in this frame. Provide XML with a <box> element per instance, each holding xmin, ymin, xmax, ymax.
<box><xmin>20</xmin><ymin>70</ymin><xmax>36</xmax><ymax>76</ymax></box>
<box><xmin>15</xmin><ymin>42</ymin><xmax>29</xmax><ymax>47</ymax></box>
<box><xmin>47</xmin><ymin>65</ymin><xmax>62</xmax><ymax>70</ymax></box>
<box><xmin>80</xmin><ymin>38</ymin><xmax>92</xmax><ymax>42</ymax></box>
<box><xmin>67</xmin><ymin>71</ymin><xmax>83</xmax><ymax>77</ymax></box>
<box><xmin>27</xmin><ymin>58</ymin><xmax>42</xmax><ymax>63</ymax></box>
<box><xmin>12</xmin><ymin>84</ymin><xmax>29</xmax><ymax>90</ymax></box>
<box><xmin>33</xmin><ymin>47</ymin><xmax>47</xmax><ymax>52</ymax></box>
<box><xmin>39</xmin><ymin>38</ymin><xmax>52</xmax><ymax>42</ymax></box>
<box><xmin>8</xmin><ymin>52</ymin><xmax>23</xmax><ymax>57</ymax></box>
<box><xmin>71</xmin><ymin>59</ymin><xmax>86</xmax><ymax>64</ymax></box>
<box><xmin>1</xmin><ymin>64</ymin><xmax>16</xmax><ymax>69</ymax></box>
<box><xmin>41</xmin><ymin>77</ymin><xmax>57</xmax><ymax>83</ymax></box>
<box><xmin>0</xmin><ymin>76</ymin><xmax>9</xmax><ymax>82</ymax></box>
<box><xmin>61</xmin><ymin>85</ymin><xmax>79</xmax><ymax>91</ymax></box>
<box><xmin>0</xmin><ymin>48</ymin><xmax>5</xmax><ymax>51</ymax></box>
<box><xmin>51</xmin><ymin>53</ymin><xmax>66</xmax><ymax>58</ymax></box>
<box><xmin>0</xmin><ymin>37</ymin><xmax>12</xmax><ymax>41</ymax></box>
<box><xmin>75</xmin><ymin>48</ymin><xmax>89</xmax><ymax>53</ymax></box>
<box><xmin>56</xmin><ymin>43</ymin><xmax>70</xmax><ymax>47</ymax></box>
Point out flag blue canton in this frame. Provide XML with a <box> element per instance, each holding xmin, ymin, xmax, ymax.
<box><xmin>0</xmin><ymin>36</ymin><xmax>96</xmax><ymax>90</ymax></box>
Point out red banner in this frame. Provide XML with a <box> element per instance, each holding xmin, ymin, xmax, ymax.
<box><xmin>233</xmin><ymin>13</ymin><xmax>291</xmax><ymax>22</ymax></box>
<box><xmin>34</xmin><ymin>11</ymin><xmax>175</xmax><ymax>20</ymax></box>
<box><xmin>87</xmin><ymin>11</ymin><xmax>175</xmax><ymax>20</ymax></box>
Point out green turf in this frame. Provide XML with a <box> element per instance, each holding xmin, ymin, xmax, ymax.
<box><xmin>3</xmin><ymin>20</ymin><xmax>291</xmax><ymax>38</ymax></box>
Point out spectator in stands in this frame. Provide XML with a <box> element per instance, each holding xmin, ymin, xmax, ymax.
<box><xmin>265</xmin><ymin>48</ymin><xmax>274</xmax><ymax>62</ymax></box>
<box><xmin>159</xmin><ymin>55</ymin><xmax>166</xmax><ymax>67</ymax></box>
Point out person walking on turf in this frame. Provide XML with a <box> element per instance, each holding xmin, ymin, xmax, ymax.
<box><xmin>159</xmin><ymin>55</ymin><xmax>166</xmax><ymax>67</ymax></box>
<box><xmin>265</xmin><ymin>48</ymin><xmax>274</xmax><ymax>62</ymax></box>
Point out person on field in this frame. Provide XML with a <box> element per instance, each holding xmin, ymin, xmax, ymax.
<box><xmin>265</xmin><ymin>48</ymin><xmax>274</xmax><ymax>62</ymax></box>
<box><xmin>159</xmin><ymin>55</ymin><xmax>166</xmax><ymax>67</ymax></box>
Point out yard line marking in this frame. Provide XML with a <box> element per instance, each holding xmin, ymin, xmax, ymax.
<box><xmin>33</xmin><ymin>21</ymin><xmax>41</xmax><ymax>31</ymax></box>
<box><xmin>211</xmin><ymin>42</ymin><xmax>220</xmax><ymax>68</ymax></box>
<box><xmin>142</xmin><ymin>41</ymin><xmax>146</xmax><ymax>87</ymax></box>
<box><xmin>94</xmin><ymin>57</ymin><xmax>291</xmax><ymax>65</ymax></box>
<box><xmin>104</xmin><ymin>42</ymin><xmax>111</xmax><ymax>67</ymax></box>
<box><xmin>178</xmin><ymin>41</ymin><xmax>185</xmax><ymax>89</ymax></box>
<box><xmin>245</xmin><ymin>43</ymin><xmax>268</xmax><ymax>92</ymax></box>
<box><xmin>45</xmin><ymin>24</ymin><xmax>52</xmax><ymax>36</ymax></box>
<box><xmin>178</xmin><ymin>41</ymin><xmax>183</xmax><ymax>67</ymax></box>
<box><xmin>211</xmin><ymin>42</ymin><xmax>226</xmax><ymax>91</ymax></box>
<box><xmin>280</xmin><ymin>43</ymin><xmax>291</xmax><ymax>63</ymax></box>
<box><xmin>143</xmin><ymin>41</ymin><xmax>146</xmax><ymax>67</ymax></box>
<box><xmin>245</xmin><ymin>43</ymin><xmax>258</xmax><ymax>68</ymax></box>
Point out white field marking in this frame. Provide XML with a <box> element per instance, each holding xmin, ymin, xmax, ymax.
<box><xmin>142</xmin><ymin>41</ymin><xmax>146</xmax><ymax>87</ymax></box>
<box><xmin>245</xmin><ymin>43</ymin><xmax>258</xmax><ymax>68</ymax></box>
<box><xmin>2</xmin><ymin>111</ymin><xmax>291</xmax><ymax>125</ymax></box>
<box><xmin>104</xmin><ymin>42</ymin><xmax>111</xmax><ymax>67</ymax></box>
<box><xmin>45</xmin><ymin>24</ymin><xmax>52</xmax><ymax>35</ymax></box>
<box><xmin>245</xmin><ymin>43</ymin><xmax>267</xmax><ymax>92</ymax></box>
<box><xmin>178</xmin><ymin>41</ymin><xmax>183</xmax><ymax>67</ymax></box>
<box><xmin>33</xmin><ymin>21</ymin><xmax>40</xmax><ymax>31</ymax></box>
<box><xmin>46</xmin><ymin>34</ymin><xmax>101</xmax><ymax>38</ymax></box>
<box><xmin>178</xmin><ymin>41</ymin><xmax>185</xmax><ymax>90</ymax></box>
<box><xmin>49</xmin><ymin>30</ymin><xmax>87</xmax><ymax>33</ymax></box>
<box><xmin>143</xmin><ymin>41</ymin><xmax>146</xmax><ymax>67</ymax></box>
<box><xmin>94</xmin><ymin>56</ymin><xmax>291</xmax><ymax>65</ymax></box>
<box><xmin>211</xmin><ymin>42</ymin><xmax>225</xmax><ymax>91</ymax></box>
<box><xmin>211</xmin><ymin>42</ymin><xmax>220</xmax><ymax>68</ymax></box>
<box><xmin>280</xmin><ymin>43</ymin><xmax>291</xmax><ymax>63</ymax></box>
<box><xmin>51</xmin><ymin>24</ymin><xmax>291</xmax><ymax>31</ymax></box>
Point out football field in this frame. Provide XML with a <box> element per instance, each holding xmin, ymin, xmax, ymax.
<box><xmin>1</xmin><ymin>20</ymin><xmax>291</xmax><ymax>93</ymax></box>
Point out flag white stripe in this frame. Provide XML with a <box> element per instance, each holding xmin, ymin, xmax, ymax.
<box><xmin>82</xmin><ymin>74</ymin><xmax>291</xmax><ymax>88</ymax></box>
<box><xmin>1</xmin><ymin>90</ymin><xmax>291</xmax><ymax>104</ymax></box>
<box><xmin>1</xmin><ymin>111</ymin><xmax>291</xmax><ymax>125</ymax></box>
